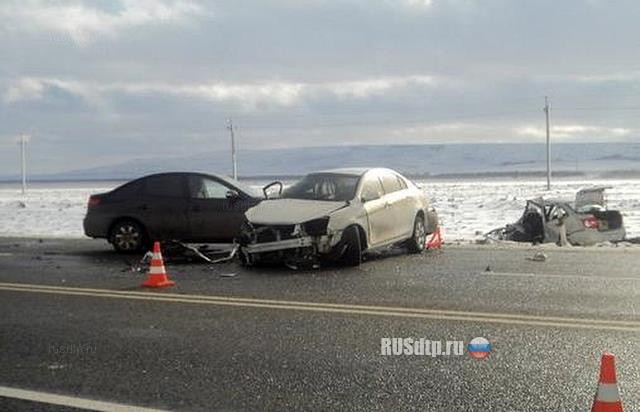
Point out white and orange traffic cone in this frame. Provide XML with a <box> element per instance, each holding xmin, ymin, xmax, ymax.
<box><xmin>426</xmin><ymin>226</ymin><xmax>443</xmax><ymax>249</ymax></box>
<box><xmin>592</xmin><ymin>352</ymin><xmax>624</xmax><ymax>412</ymax></box>
<box><xmin>141</xmin><ymin>241</ymin><xmax>175</xmax><ymax>288</ymax></box>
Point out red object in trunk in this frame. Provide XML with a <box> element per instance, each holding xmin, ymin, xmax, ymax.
<box><xmin>582</xmin><ymin>215</ymin><xmax>600</xmax><ymax>229</ymax></box>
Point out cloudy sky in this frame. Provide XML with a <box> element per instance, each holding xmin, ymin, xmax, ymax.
<box><xmin>1</xmin><ymin>0</ymin><xmax>640</xmax><ymax>175</ymax></box>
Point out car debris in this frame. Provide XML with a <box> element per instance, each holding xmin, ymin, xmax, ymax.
<box><xmin>126</xmin><ymin>241</ymin><xmax>239</xmax><ymax>272</ymax></box>
<box><xmin>485</xmin><ymin>186</ymin><xmax>626</xmax><ymax>246</ymax></box>
<box><xmin>526</xmin><ymin>252</ymin><xmax>547</xmax><ymax>262</ymax></box>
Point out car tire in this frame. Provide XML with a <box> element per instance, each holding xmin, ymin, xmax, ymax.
<box><xmin>339</xmin><ymin>225</ymin><xmax>362</xmax><ymax>267</ymax></box>
<box><xmin>406</xmin><ymin>214</ymin><xmax>426</xmax><ymax>254</ymax></box>
<box><xmin>109</xmin><ymin>220</ymin><xmax>147</xmax><ymax>253</ymax></box>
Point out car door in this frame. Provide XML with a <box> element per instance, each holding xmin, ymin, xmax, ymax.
<box><xmin>379</xmin><ymin>172</ymin><xmax>414</xmax><ymax>239</ymax></box>
<box><xmin>139</xmin><ymin>174</ymin><xmax>190</xmax><ymax>240</ymax></box>
<box><xmin>187</xmin><ymin>175</ymin><xmax>251</xmax><ymax>242</ymax></box>
<box><xmin>359</xmin><ymin>173</ymin><xmax>395</xmax><ymax>246</ymax></box>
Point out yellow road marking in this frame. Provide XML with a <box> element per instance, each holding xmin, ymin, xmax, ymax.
<box><xmin>0</xmin><ymin>282</ymin><xmax>638</xmax><ymax>332</ymax></box>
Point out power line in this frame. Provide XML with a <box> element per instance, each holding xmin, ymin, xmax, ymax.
<box><xmin>237</xmin><ymin>109</ymin><xmax>540</xmax><ymax>131</ymax></box>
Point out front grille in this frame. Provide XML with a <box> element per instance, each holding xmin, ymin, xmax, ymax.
<box><xmin>253</xmin><ymin>224</ymin><xmax>297</xmax><ymax>243</ymax></box>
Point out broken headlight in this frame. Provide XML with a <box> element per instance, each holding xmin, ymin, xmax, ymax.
<box><xmin>303</xmin><ymin>217</ymin><xmax>330</xmax><ymax>236</ymax></box>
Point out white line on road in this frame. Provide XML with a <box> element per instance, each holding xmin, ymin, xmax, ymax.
<box><xmin>0</xmin><ymin>282</ymin><xmax>638</xmax><ymax>332</ymax></box>
<box><xmin>480</xmin><ymin>271</ymin><xmax>640</xmax><ymax>282</ymax></box>
<box><xmin>0</xmin><ymin>386</ymin><xmax>168</xmax><ymax>411</ymax></box>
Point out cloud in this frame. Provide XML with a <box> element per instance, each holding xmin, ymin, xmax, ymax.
<box><xmin>0</xmin><ymin>0</ymin><xmax>205</xmax><ymax>44</ymax></box>
<box><xmin>3</xmin><ymin>78</ymin><xmax>46</xmax><ymax>104</ymax></box>
<box><xmin>326</xmin><ymin>76</ymin><xmax>436</xmax><ymax>98</ymax></box>
<box><xmin>515</xmin><ymin>125</ymin><xmax>632</xmax><ymax>139</ymax></box>
<box><xmin>2</xmin><ymin>75</ymin><xmax>441</xmax><ymax>108</ymax></box>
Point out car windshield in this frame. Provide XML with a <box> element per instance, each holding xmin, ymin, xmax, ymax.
<box><xmin>282</xmin><ymin>173</ymin><xmax>360</xmax><ymax>201</ymax></box>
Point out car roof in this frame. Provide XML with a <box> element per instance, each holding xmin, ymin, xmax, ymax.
<box><xmin>133</xmin><ymin>172</ymin><xmax>261</xmax><ymax>198</ymax></box>
<box><xmin>313</xmin><ymin>167</ymin><xmax>399</xmax><ymax>176</ymax></box>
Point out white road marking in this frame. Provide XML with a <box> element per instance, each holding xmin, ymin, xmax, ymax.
<box><xmin>0</xmin><ymin>282</ymin><xmax>638</xmax><ymax>332</ymax></box>
<box><xmin>0</xmin><ymin>252</ymin><xmax>13</xmax><ymax>256</ymax></box>
<box><xmin>0</xmin><ymin>386</ymin><xmax>168</xmax><ymax>411</ymax></box>
<box><xmin>480</xmin><ymin>271</ymin><xmax>640</xmax><ymax>282</ymax></box>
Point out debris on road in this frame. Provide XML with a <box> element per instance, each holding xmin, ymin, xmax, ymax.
<box><xmin>526</xmin><ymin>252</ymin><xmax>547</xmax><ymax>262</ymax></box>
<box><xmin>219</xmin><ymin>272</ymin><xmax>237</xmax><ymax>278</ymax></box>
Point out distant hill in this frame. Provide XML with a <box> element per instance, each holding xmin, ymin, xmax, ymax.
<box><xmin>18</xmin><ymin>142</ymin><xmax>640</xmax><ymax>181</ymax></box>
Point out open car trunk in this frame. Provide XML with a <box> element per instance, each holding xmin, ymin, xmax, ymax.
<box><xmin>575</xmin><ymin>186</ymin><xmax>611</xmax><ymax>210</ymax></box>
<box><xmin>590</xmin><ymin>210</ymin><xmax>624</xmax><ymax>231</ymax></box>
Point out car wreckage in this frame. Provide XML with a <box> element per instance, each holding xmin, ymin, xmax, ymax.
<box><xmin>239</xmin><ymin>168</ymin><xmax>439</xmax><ymax>267</ymax></box>
<box><xmin>486</xmin><ymin>186</ymin><xmax>626</xmax><ymax>246</ymax></box>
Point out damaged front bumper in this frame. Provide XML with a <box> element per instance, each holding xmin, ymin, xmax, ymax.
<box><xmin>240</xmin><ymin>222</ymin><xmax>342</xmax><ymax>265</ymax></box>
<box><xmin>243</xmin><ymin>236</ymin><xmax>316</xmax><ymax>253</ymax></box>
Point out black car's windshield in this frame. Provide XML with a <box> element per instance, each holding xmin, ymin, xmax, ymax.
<box><xmin>283</xmin><ymin>173</ymin><xmax>360</xmax><ymax>201</ymax></box>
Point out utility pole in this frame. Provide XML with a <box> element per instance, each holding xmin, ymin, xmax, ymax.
<box><xmin>543</xmin><ymin>96</ymin><xmax>551</xmax><ymax>191</ymax></box>
<box><xmin>227</xmin><ymin>119</ymin><xmax>237</xmax><ymax>180</ymax></box>
<box><xmin>20</xmin><ymin>134</ymin><xmax>28</xmax><ymax>195</ymax></box>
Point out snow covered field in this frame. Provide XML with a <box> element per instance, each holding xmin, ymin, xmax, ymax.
<box><xmin>0</xmin><ymin>179</ymin><xmax>638</xmax><ymax>242</ymax></box>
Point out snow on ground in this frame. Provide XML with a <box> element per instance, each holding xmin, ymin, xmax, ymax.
<box><xmin>0</xmin><ymin>179</ymin><xmax>638</xmax><ymax>243</ymax></box>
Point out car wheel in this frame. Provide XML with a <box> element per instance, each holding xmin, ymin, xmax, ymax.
<box><xmin>406</xmin><ymin>214</ymin><xmax>426</xmax><ymax>254</ymax></box>
<box><xmin>110</xmin><ymin>220</ymin><xmax>147</xmax><ymax>253</ymax></box>
<box><xmin>339</xmin><ymin>225</ymin><xmax>362</xmax><ymax>267</ymax></box>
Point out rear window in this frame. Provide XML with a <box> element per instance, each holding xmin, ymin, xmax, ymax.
<box><xmin>143</xmin><ymin>175</ymin><xmax>185</xmax><ymax>198</ymax></box>
<box><xmin>380</xmin><ymin>173</ymin><xmax>403</xmax><ymax>194</ymax></box>
<box><xmin>110</xmin><ymin>180</ymin><xmax>142</xmax><ymax>199</ymax></box>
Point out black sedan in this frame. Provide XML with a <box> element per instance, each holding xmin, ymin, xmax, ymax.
<box><xmin>83</xmin><ymin>172</ymin><xmax>263</xmax><ymax>252</ymax></box>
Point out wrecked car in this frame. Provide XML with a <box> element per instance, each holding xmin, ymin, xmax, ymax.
<box><xmin>487</xmin><ymin>186</ymin><xmax>626</xmax><ymax>246</ymax></box>
<box><xmin>240</xmin><ymin>168</ymin><xmax>439</xmax><ymax>267</ymax></box>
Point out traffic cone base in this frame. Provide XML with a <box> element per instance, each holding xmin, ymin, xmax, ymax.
<box><xmin>592</xmin><ymin>352</ymin><xmax>624</xmax><ymax>412</ymax></box>
<box><xmin>426</xmin><ymin>227</ymin><xmax>443</xmax><ymax>249</ymax></box>
<box><xmin>141</xmin><ymin>241</ymin><xmax>175</xmax><ymax>288</ymax></box>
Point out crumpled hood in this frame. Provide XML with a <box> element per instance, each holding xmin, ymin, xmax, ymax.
<box><xmin>246</xmin><ymin>199</ymin><xmax>346</xmax><ymax>225</ymax></box>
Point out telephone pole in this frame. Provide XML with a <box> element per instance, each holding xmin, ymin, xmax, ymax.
<box><xmin>20</xmin><ymin>134</ymin><xmax>28</xmax><ymax>195</ymax></box>
<box><xmin>543</xmin><ymin>96</ymin><xmax>551</xmax><ymax>191</ymax></box>
<box><xmin>227</xmin><ymin>119</ymin><xmax>237</xmax><ymax>180</ymax></box>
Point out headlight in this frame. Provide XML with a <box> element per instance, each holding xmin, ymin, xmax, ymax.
<box><xmin>303</xmin><ymin>217</ymin><xmax>330</xmax><ymax>236</ymax></box>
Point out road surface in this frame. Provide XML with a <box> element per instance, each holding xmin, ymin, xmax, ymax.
<box><xmin>0</xmin><ymin>238</ymin><xmax>638</xmax><ymax>411</ymax></box>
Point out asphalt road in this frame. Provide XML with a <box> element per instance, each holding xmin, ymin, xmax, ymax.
<box><xmin>1</xmin><ymin>237</ymin><xmax>639</xmax><ymax>411</ymax></box>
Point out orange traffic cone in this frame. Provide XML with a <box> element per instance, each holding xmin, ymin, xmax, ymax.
<box><xmin>592</xmin><ymin>352</ymin><xmax>624</xmax><ymax>412</ymax></box>
<box><xmin>426</xmin><ymin>227</ymin><xmax>443</xmax><ymax>249</ymax></box>
<box><xmin>141</xmin><ymin>241</ymin><xmax>175</xmax><ymax>288</ymax></box>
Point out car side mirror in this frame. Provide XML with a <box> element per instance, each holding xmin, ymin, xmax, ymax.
<box><xmin>226</xmin><ymin>189</ymin><xmax>241</xmax><ymax>200</ymax></box>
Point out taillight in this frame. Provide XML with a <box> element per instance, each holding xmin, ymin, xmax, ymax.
<box><xmin>582</xmin><ymin>215</ymin><xmax>599</xmax><ymax>229</ymax></box>
<box><xmin>87</xmin><ymin>196</ymin><xmax>101</xmax><ymax>208</ymax></box>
